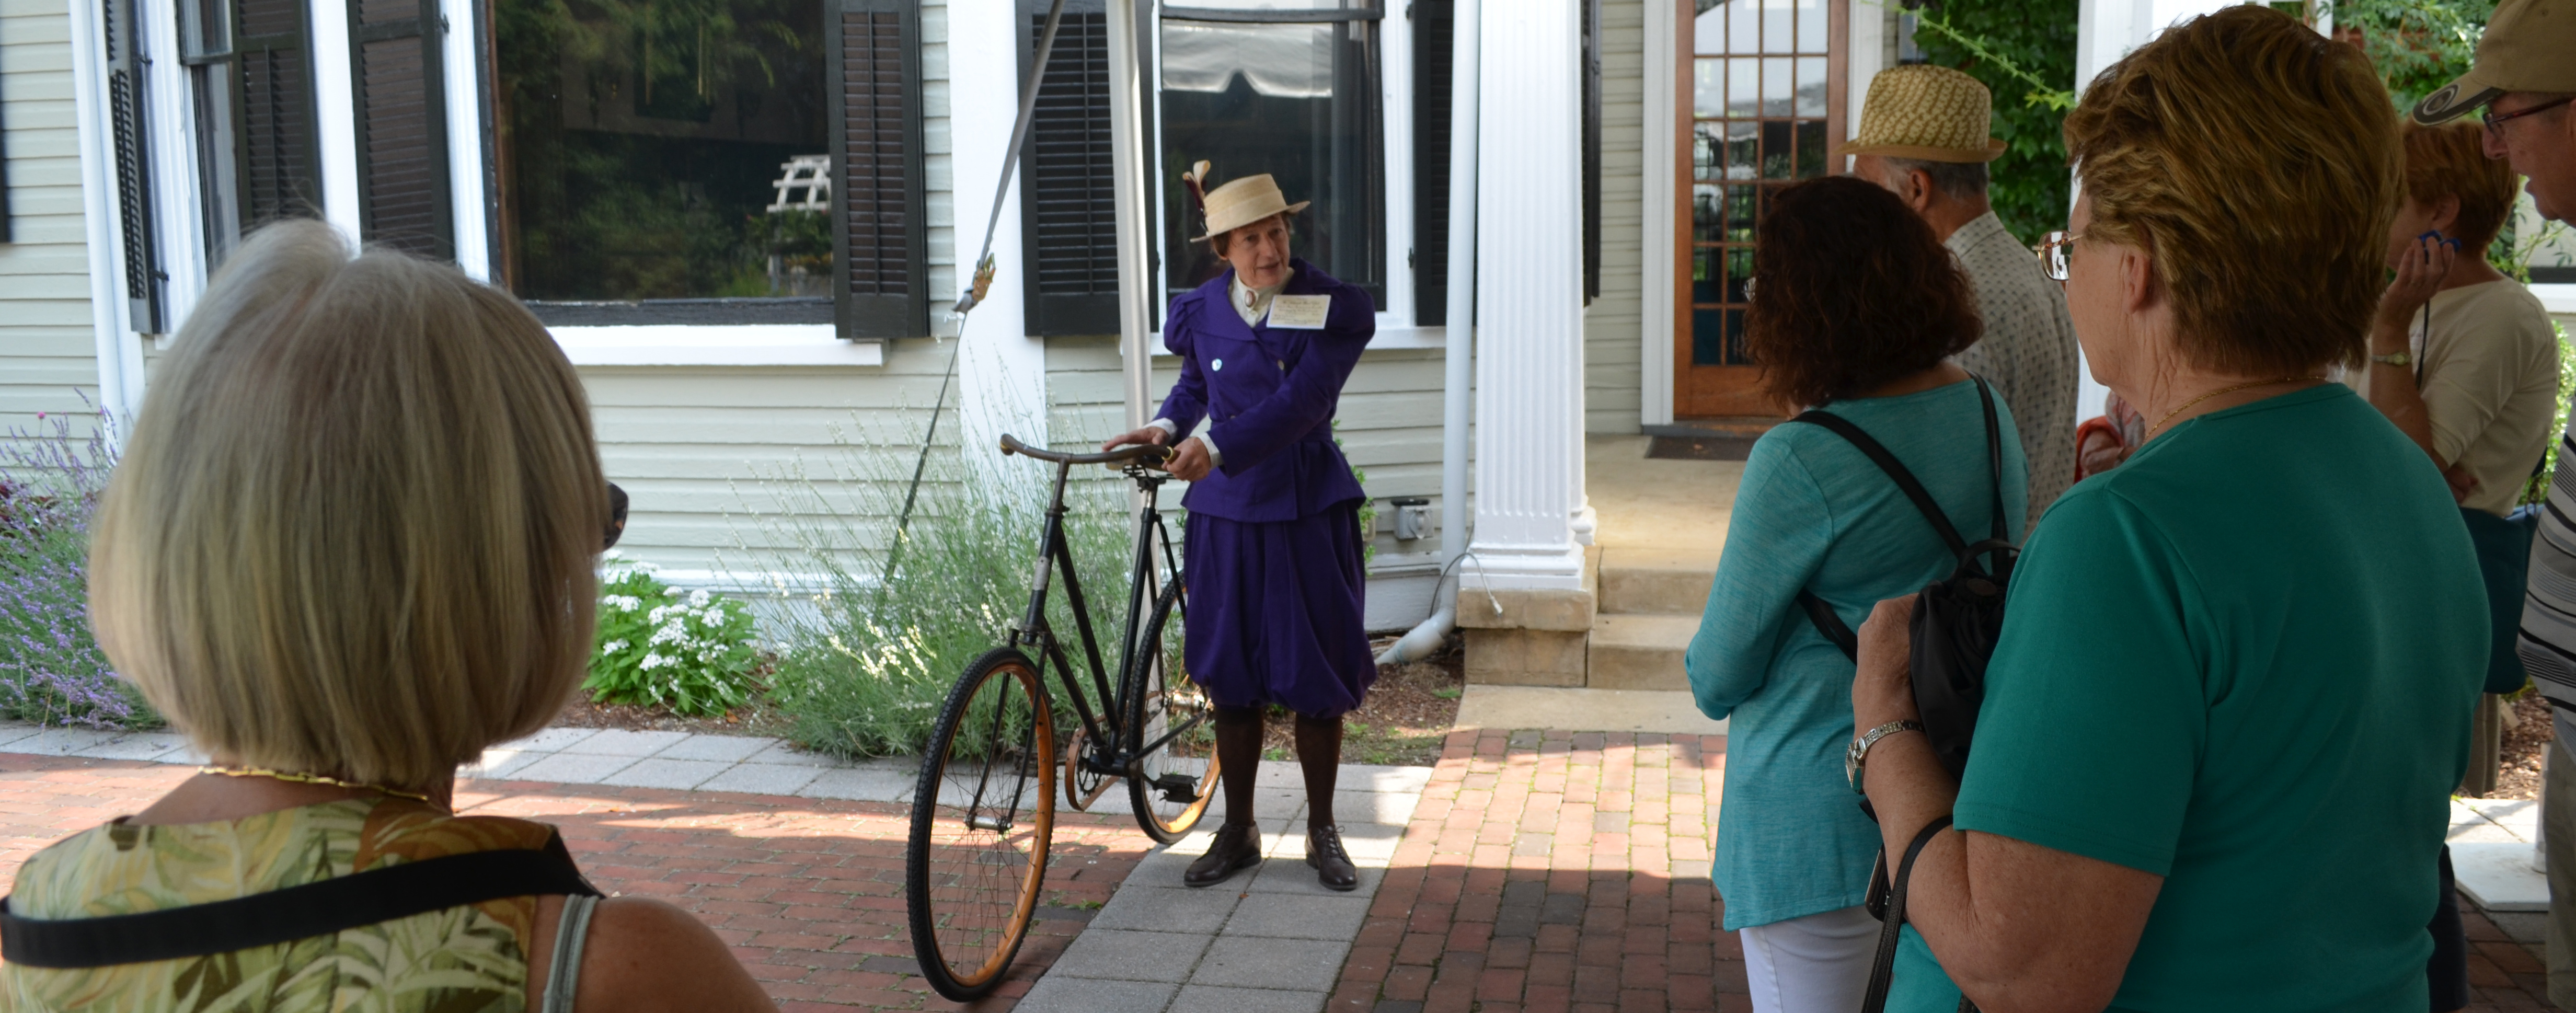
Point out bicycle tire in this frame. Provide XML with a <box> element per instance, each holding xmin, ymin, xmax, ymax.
<box><xmin>1123</xmin><ymin>579</ymin><xmax>1220</xmax><ymax>843</ymax></box>
<box><xmin>905</xmin><ymin>647</ymin><xmax>1056</xmax><ymax>1001</ymax></box>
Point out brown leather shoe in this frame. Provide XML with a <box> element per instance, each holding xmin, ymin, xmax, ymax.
<box><xmin>1307</xmin><ymin>824</ymin><xmax>1358</xmax><ymax>892</ymax></box>
<box><xmin>1184</xmin><ymin>821</ymin><xmax>1262</xmax><ymax>888</ymax></box>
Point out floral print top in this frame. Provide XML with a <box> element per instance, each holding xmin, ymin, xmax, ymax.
<box><xmin>1</xmin><ymin>797</ymin><xmax>555</xmax><ymax>1012</ymax></box>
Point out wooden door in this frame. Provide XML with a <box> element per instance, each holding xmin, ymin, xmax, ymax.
<box><xmin>1675</xmin><ymin>0</ymin><xmax>1844</xmax><ymax>418</ymax></box>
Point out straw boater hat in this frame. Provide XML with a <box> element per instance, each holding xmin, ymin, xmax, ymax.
<box><xmin>1835</xmin><ymin>65</ymin><xmax>2006</xmax><ymax>164</ymax></box>
<box><xmin>1193</xmin><ymin>174</ymin><xmax>1310</xmax><ymax>242</ymax></box>
<box><xmin>2410</xmin><ymin>0</ymin><xmax>2576</xmax><ymax>124</ymax></box>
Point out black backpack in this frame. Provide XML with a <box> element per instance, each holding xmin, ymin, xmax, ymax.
<box><xmin>1790</xmin><ymin>375</ymin><xmax>2016</xmax><ymax>777</ymax></box>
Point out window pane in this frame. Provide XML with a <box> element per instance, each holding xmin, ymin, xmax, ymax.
<box><xmin>1171</xmin><ymin>0</ymin><xmax>1369</xmax><ymax>9</ymax></box>
<box><xmin>1691</xmin><ymin>183</ymin><xmax>1720</xmax><ymax>242</ymax></box>
<box><xmin>1694</xmin><ymin>58</ymin><xmax>1724</xmax><ymax>119</ymax></box>
<box><xmin>1693</xmin><ymin>125</ymin><xmax>1716</xmax><ymax>179</ymax></box>
<box><xmin>1795</xmin><ymin>120</ymin><xmax>1825</xmax><ymax>178</ymax></box>
<box><xmin>1727</xmin><ymin>247</ymin><xmax>1753</xmax><ymax>301</ymax></box>
<box><xmin>1725</xmin><ymin>122</ymin><xmax>1756</xmax><ymax>180</ymax></box>
<box><xmin>1729</xmin><ymin>0</ymin><xmax>1757</xmax><ymax>54</ymax></box>
<box><xmin>1796</xmin><ymin>0</ymin><xmax>1824</xmax><ymax>51</ymax></box>
<box><xmin>1795</xmin><ymin>56</ymin><xmax>1825</xmax><ymax>117</ymax></box>
<box><xmin>496</xmin><ymin>0</ymin><xmax>827</xmax><ymax>300</ymax></box>
<box><xmin>1761</xmin><ymin>120</ymin><xmax>1791</xmax><ymax>178</ymax></box>
<box><xmin>1695</xmin><ymin>0</ymin><xmax>1726</xmax><ymax>55</ymax></box>
<box><xmin>1693</xmin><ymin>306</ymin><xmax>1727</xmax><ymax>365</ymax></box>
<box><xmin>1160</xmin><ymin>18</ymin><xmax>1384</xmax><ymax>295</ymax></box>
<box><xmin>1761</xmin><ymin>56</ymin><xmax>1791</xmax><ymax>117</ymax></box>
<box><xmin>1692</xmin><ymin>248</ymin><xmax>1722</xmax><ymax>303</ymax></box>
<box><xmin>1761</xmin><ymin>0</ymin><xmax>1790</xmax><ymax>53</ymax></box>
<box><xmin>1725</xmin><ymin>182</ymin><xmax>1755</xmax><ymax>238</ymax></box>
<box><xmin>1727</xmin><ymin>59</ymin><xmax>1758</xmax><ymax>118</ymax></box>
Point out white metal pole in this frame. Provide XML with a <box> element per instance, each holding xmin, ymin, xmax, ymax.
<box><xmin>1440</xmin><ymin>0</ymin><xmax>1480</xmax><ymax>575</ymax></box>
<box><xmin>1107</xmin><ymin>0</ymin><xmax>1155</xmax><ymax>431</ymax></box>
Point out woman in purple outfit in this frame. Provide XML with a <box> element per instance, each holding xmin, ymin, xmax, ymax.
<box><xmin>1102</xmin><ymin>171</ymin><xmax>1376</xmax><ymax>892</ymax></box>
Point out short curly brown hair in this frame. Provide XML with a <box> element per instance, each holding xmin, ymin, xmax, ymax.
<box><xmin>2062</xmin><ymin>5</ymin><xmax>2396</xmax><ymax>375</ymax></box>
<box><xmin>1745</xmin><ymin>176</ymin><xmax>1981</xmax><ymax>407</ymax></box>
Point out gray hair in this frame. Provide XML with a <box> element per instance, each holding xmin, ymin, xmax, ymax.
<box><xmin>1881</xmin><ymin>156</ymin><xmax>1991</xmax><ymax>202</ymax></box>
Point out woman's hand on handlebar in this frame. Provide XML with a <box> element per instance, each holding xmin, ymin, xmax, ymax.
<box><xmin>1102</xmin><ymin>426</ymin><xmax>1172</xmax><ymax>453</ymax></box>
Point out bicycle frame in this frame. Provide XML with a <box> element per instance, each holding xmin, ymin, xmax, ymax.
<box><xmin>1009</xmin><ymin>455</ymin><xmax>1195</xmax><ymax>782</ymax></box>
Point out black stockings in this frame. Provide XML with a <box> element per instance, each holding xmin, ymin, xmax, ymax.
<box><xmin>1211</xmin><ymin>706</ymin><xmax>1344</xmax><ymax>830</ymax></box>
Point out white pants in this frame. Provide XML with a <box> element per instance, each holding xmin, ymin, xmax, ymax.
<box><xmin>1740</xmin><ymin>904</ymin><xmax>1880</xmax><ymax>1013</ymax></box>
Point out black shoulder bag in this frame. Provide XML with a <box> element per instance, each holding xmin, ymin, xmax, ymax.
<box><xmin>0</xmin><ymin>832</ymin><xmax>599</xmax><ymax>969</ymax></box>
<box><xmin>1789</xmin><ymin>375</ymin><xmax>2016</xmax><ymax>776</ymax></box>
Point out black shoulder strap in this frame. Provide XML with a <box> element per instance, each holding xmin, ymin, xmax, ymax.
<box><xmin>1972</xmin><ymin>376</ymin><xmax>2006</xmax><ymax>544</ymax></box>
<box><xmin>1798</xmin><ymin>589</ymin><xmax>1859</xmax><ymax>661</ymax></box>
<box><xmin>1861</xmin><ymin>814</ymin><xmax>1957</xmax><ymax>1013</ymax></box>
<box><xmin>0</xmin><ymin>832</ymin><xmax>599</xmax><ymax>969</ymax></box>
<box><xmin>1788</xmin><ymin>408</ymin><xmax>1972</xmax><ymax>560</ymax></box>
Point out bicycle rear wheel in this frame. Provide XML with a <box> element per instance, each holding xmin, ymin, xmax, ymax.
<box><xmin>906</xmin><ymin>647</ymin><xmax>1056</xmax><ymax>1001</ymax></box>
<box><xmin>1124</xmin><ymin>579</ymin><xmax>1218</xmax><ymax>843</ymax></box>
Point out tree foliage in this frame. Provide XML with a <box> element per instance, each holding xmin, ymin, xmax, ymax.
<box><xmin>1908</xmin><ymin>0</ymin><xmax>2082</xmax><ymax>244</ymax></box>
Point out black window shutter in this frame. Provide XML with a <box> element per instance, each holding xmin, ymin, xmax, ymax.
<box><xmin>833</xmin><ymin>0</ymin><xmax>926</xmax><ymax>339</ymax></box>
<box><xmin>349</xmin><ymin>0</ymin><xmax>452</xmax><ymax>258</ymax></box>
<box><xmin>1019</xmin><ymin>0</ymin><xmax>1117</xmax><ymax>338</ymax></box>
<box><xmin>233</xmin><ymin>0</ymin><xmax>323</xmax><ymax>228</ymax></box>
<box><xmin>1581</xmin><ymin>0</ymin><xmax>1601</xmax><ymax>304</ymax></box>
<box><xmin>102</xmin><ymin>0</ymin><xmax>164</xmax><ymax>331</ymax></box>
<box><xmin>1413</xmin><ymin>0</ymin><xmax>1452</xmax><ymax>327</ymax></box>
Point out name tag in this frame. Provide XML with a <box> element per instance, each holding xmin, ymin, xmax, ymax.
<box><xmin>1267</xmin><ymin>294</ymin><xmax>1330</xmax><ymax>329</ymax></box>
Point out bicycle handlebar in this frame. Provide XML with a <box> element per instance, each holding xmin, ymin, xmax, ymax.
<box><xmin>998</xmin><ymin>433</ymin><xmax>1174</xmax><ymax>467</ymax></box>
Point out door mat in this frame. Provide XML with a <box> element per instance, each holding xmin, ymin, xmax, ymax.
<box><xmin>1646</xmin><ymin>435</ymin><xmax>1757</xmax><ymax>461</ymax></box>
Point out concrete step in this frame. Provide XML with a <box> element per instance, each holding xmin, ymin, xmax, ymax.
<box><xmin>1586</xmin><ymin>613</ymin><xmax>1700</xmax><ymax>691</ymax></box>
<box><xmin>1597</xmin><ymin>548</ymin><xmax>1721</xmax><ymax>616</ymax></box>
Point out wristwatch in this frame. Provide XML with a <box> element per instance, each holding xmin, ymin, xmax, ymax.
<box><xmin>1847</xmin><ymin>720</ymin><xmax>1926</xmax><ymax>794</ymax></box>
<box><xmin>2371</xmin><ymin>351</ymin><xmax>2412</xmax><ymax>368</ymax></box>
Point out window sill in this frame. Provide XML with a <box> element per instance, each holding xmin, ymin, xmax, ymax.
<box><xmin>2535</xmin><ymin>284</ymin><xmax>2576</xmax><ymax>317</ymax></box>
<box><xmin>1147</xmin><ymin>325</ymin><xmax>1446</xmax><ymax>355</ymax></box>
<box><xmin>549</xmin><ymin>325</ymin><xmax>886</xmax><ymax>366</ymax></box>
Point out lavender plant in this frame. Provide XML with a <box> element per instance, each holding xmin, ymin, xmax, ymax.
<box><xmin>0</xmin><ymin>410</ymin><xmax>158</xmax><ymax>729</ymax></box>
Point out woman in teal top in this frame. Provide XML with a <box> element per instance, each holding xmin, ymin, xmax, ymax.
<box><xmin>1847</xmin><ymin>11</ymin><xmax>2488</xmax><ymax>1011</ymax></box>
<box><xmin>1684</xmin><ymin>176</ymin><xmax>2026</xmax><ymax>1013</ymax></box>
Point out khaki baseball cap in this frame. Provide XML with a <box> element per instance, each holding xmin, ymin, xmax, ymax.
<box><xmin>2411</xmin><ymin>0</ymin><xmax>2576</xmax><ymax>124</ymax></box>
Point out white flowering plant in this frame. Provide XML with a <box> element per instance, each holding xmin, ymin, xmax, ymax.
<box><xmin>586</xmin><ymin>552</ymin><xmax>762</xmax><ymax>717</ymax></box>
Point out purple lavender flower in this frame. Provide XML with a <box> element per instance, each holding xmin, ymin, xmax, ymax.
<box><xmin>0</xmin><ymin>397</ymin><xmax>159</xmax><ymax>729</ymax></box>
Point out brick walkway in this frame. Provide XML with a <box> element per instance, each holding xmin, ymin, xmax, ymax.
<box><xmin>0</xmin><ymin>753</ymin><xmax>1153</xmax><ymax>1011</ymax></box>
<box><xmin>1333</xmin><ymin>728</ymin><xmax>2572</xmax><ymax>1013</ymax></box>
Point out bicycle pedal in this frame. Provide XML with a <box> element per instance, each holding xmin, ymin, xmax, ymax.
<box><xmin>1152</xmin><ymin>773</ymin><xmax>1201</xmax><ymax>804</ymax></box>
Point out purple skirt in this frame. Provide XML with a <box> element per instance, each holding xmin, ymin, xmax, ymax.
<box><xmin>1182</xmin><ymin>503</ymin><xmax>1376</xmax><ymax>717</ymax></box>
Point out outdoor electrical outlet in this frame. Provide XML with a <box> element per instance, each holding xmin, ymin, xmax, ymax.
<box><xmin>1392</xmin><ymin>498</ymin><xmax>1431</xmax><ymax>541</ymax></box>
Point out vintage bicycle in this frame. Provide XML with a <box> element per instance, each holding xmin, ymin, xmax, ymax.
<box><xmin>902</xmin><ymin>434</ymin><xmax>1222</xmax><ymax>1000</ymax></box>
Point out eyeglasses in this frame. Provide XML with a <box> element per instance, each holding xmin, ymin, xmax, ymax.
<box><xmin>2037</xmin><ymin>231</ymin><xmax>2082</xmax><ymax>282</ymax></box>
<box><xmin>604</xmin><ymin>483</ymin><xmax>629</xmax><ymax>551</ymax></box>
<box><xmin>2485</xmin><ymin>96</ymin><xmax>2575</xmax><ymax>136</ymax></box>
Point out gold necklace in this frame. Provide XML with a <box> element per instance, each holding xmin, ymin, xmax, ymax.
<box><xmin>2147</xmin><ymin>377</ymin><xmax>2316</xmax><ymax>438</ymax></box>
<box><xmin>200</xmin><ymin>765</ymin><xmax>431</xmax><ymax>802</ymax></box>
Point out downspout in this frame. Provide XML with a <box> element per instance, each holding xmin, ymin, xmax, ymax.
<box><xmin>1379</xmin><ymin>0</ymin><xmax>1479</xmax><ymax>666</ymax></box>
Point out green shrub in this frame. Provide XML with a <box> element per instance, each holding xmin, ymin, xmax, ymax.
<box><xmin>1</xmin><ymin>411</ymin><xmax>160</xmax><ymax>730</ymax></box>
<box><xmin>586</xmin><ymin>552</ymin><xmax>763</xmax><ymax>716</ymax></box>
<box><xmin>746</xmin><ymin>417</ymin><xmax>1136</xmax><ymax>759</ymax></box>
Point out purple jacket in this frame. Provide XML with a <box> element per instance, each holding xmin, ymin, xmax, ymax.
<box><xmin>1157</xmin><ymin>259</ymin><xmax>1374</xmax><ymax>523</ymax></box>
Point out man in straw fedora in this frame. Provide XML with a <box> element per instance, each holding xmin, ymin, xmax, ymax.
<box><xmin>2411</xmin><ymin>0</ymin><xmax>2576</xmax><ymax>1003</ymax></box>
<box><xmin>1101</xmin><ymin>170</ymin><xmax>1378</xmax><ymax>892</ymax></box>
<box><xmin>1844</xmin><ymin>64</ymin><xmax>2080</xmax><ymax>532</ymax></box>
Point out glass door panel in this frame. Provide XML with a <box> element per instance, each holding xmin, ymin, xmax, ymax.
<box><xmin>1676</xmin><ymin>0</ymin><xmax>1841</xmax><ymax>418</ymax></box>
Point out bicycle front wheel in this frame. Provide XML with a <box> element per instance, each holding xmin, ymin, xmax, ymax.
<box><xmin>1124</xmin><ymin>579</ymin><xmax>1219</xmax><ymax>843</ymax></box>
<box><xmin>906</xmin><ymin>647</ymin><xmax>1056</xmax><ymax>1001</ymax></box>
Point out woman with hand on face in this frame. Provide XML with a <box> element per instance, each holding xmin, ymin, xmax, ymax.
<box><xmin>1099</xmin><ymin>171</ymin><xmax>1376</xmax><ymax>892</ymax></box>
<box><xmin>1848</xmin><ymin>9</ymin><xmax>2489</xmax><ymax>1011</ymax></box>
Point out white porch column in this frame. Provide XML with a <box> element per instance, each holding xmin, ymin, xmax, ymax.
<box><xmin>1467</xmin><ymin>0</ymin><xmax>1589</xmax><ymax>593</ymax></box>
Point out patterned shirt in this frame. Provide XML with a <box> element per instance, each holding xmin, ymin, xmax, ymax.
<box><xmin>1947</xmin><ymin>211</ymin><xmax>2082</xmax><ymax>534</ymax></box>
<box><xmin>1</xmin><ymin>798</ymin><xmax>557</xmax><ymax>1012</ymax></box>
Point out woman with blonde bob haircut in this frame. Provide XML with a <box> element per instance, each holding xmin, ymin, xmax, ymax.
<box><xmin>2</xmin><ymin>222</ymin><xmax>769</xmax><ymax>1012</ymax></box>
<box><xmin>1846</xmin><ymin>8</ymin><xmax>2488</xmax><ymax>1011</ymax></box>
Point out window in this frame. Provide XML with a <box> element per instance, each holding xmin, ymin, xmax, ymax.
<box><xmin>1157</xmin><ymin>0</ymin><xmax>1384</xmax><ymax>308</ymax></box>
<box><xmin>1674</xmin><ymin>0</ymin><xmax>1841</xmax><ymax>418</ymax></box>
<box><xmin>490</xmin><ymin>0</ymin><xmax>903</xmax><ymax>327</ymax></box>
<box><xmin>351</xmin><ymin>0</ymin><xmax>454</xmax><ymax>258</ymax></box>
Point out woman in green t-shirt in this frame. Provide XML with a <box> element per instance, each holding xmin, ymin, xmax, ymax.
<box><xmin>1843</xmin><ymin>8</ymin><xmax>2490</xmax><ymax>1012</ymax></box>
